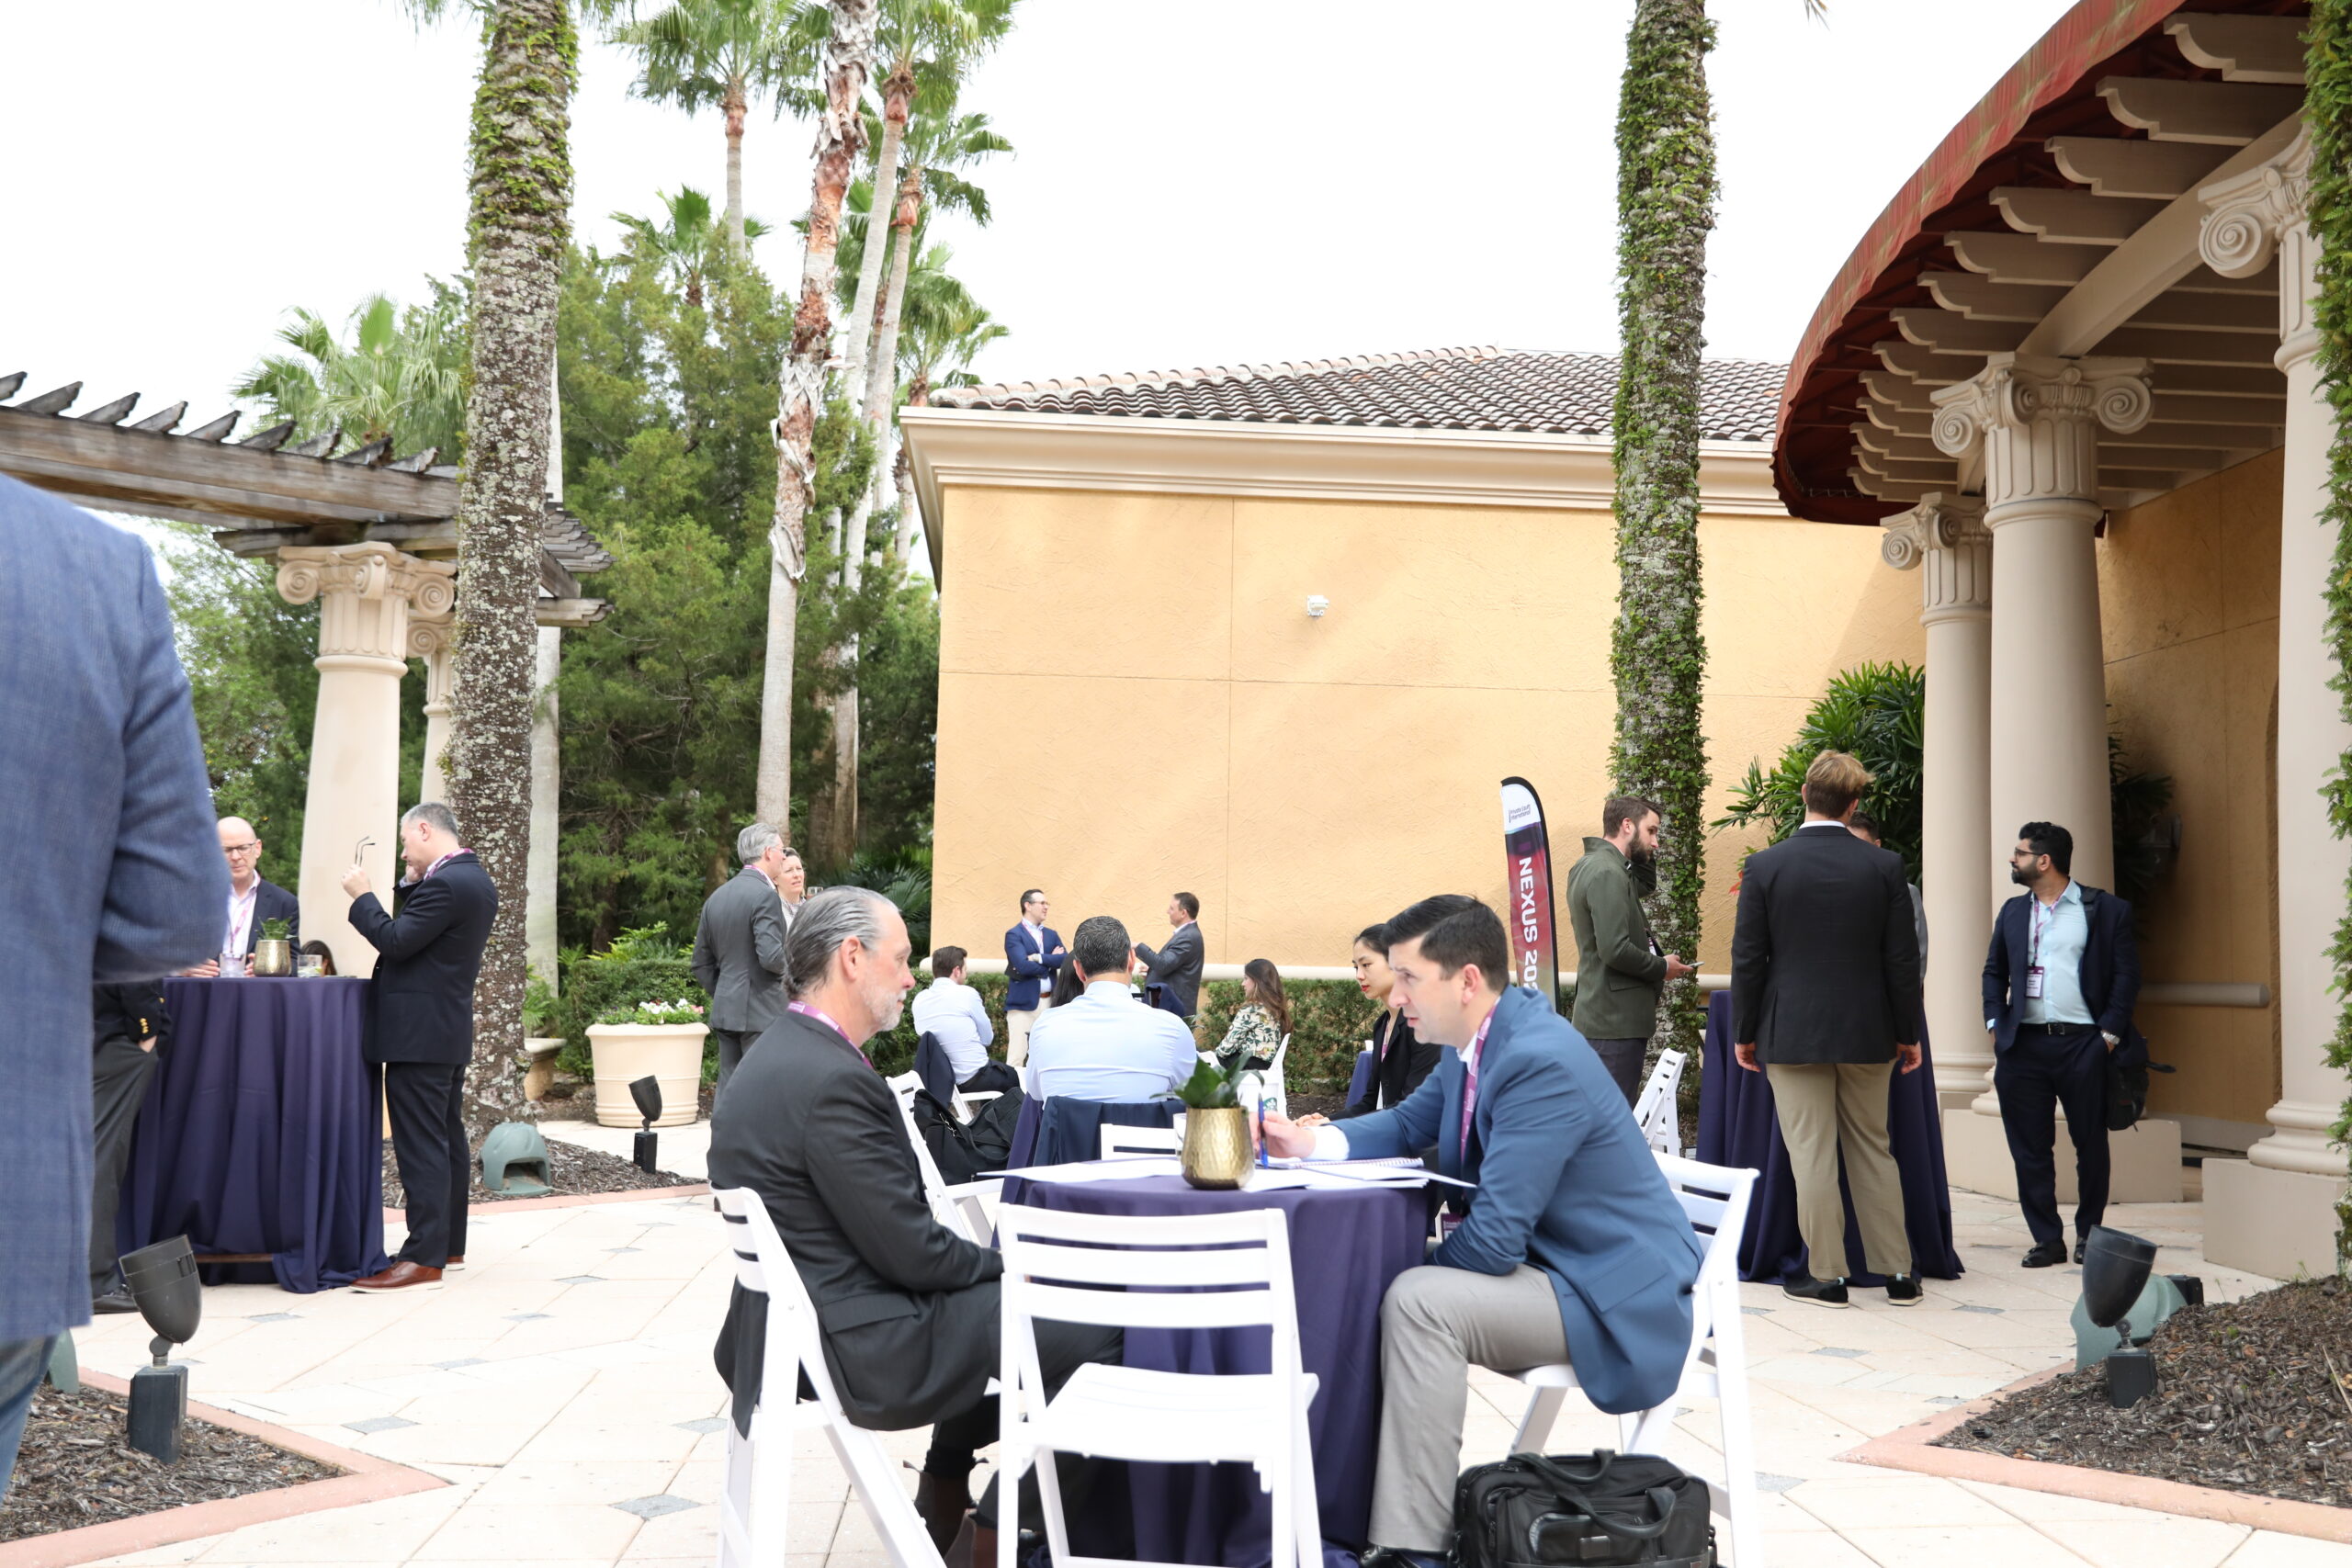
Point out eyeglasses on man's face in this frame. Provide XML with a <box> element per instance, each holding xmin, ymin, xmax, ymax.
<box><xmin>222</xmin><ymin>842</ymin><xmax>260</xmax><ymax>856</ymax></box>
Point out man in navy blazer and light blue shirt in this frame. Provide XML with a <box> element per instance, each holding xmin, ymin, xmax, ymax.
<box><xmin>1262</xmin><ymin>895</ymin><xmax>1702</xmax><ymax>1565</ymax></box>
<box><xmin>1001</xmin><ymin>888</ymin><xmax>1065</xmax><ymax>1068</ymax></box>
<box><xmin>0</xmin><ymin>475</ymin><xmax>228</xmax><ymax>1501</ymax></box>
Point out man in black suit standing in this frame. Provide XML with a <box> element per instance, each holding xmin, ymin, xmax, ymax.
<box><xmin>1135</xmin><ymin>891</ymin><xmax>1204</xmax><ymax>1019</ymax></box>
<box><xmin>341</xmin><ymin>802</ymin><xmax>496</xmax><ymax>1292</ymax></box>
<box><xmin>1984</xmin><ymin>821</ymin><xmax>2142</xmax><ymax>1267</ymax></box>
<box><xmin>709</xmin><ymin>886</ymin><xmax>1119</xmax><ymax>1560</ymax></box>
<box><xmin>692</xmin><ymin>822</ymin><xmax>792</xmax><ymax>1100</ymax></box>
<box><xmin>1731</xmin><ymin>751</ymin><xmax>1925</xmax><ymax>1308</ymax></box>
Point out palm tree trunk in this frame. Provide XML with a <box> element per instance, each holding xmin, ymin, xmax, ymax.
<box><xmin>1610</xmin><ymin>0</ymin><xmax>1716</xmax><ymax>1074</ymax></box>
<box><xmin>837</xmin><ymin>60</ymin><xmax>914</xmax><ymax>400</ymax></box>
<box><xmin>722</xmin><ymin>79</ymin><xmax>747</xmax><ymax>257</ymax></box>
<box><xmin>893</xmin><ymin>435</ymin><xmax>921</xmax><ymax>564</ymax></box>
<box><xmin>759</xmin><ymin>0</ymin><xmax>876</xmax><ymax>829</ymax></box>
<box><xmin>450</xmin><ymin>0</ymin><xmax>577</xmax><ymax>1133</ymax></box>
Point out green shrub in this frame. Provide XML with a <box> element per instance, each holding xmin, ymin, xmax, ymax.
<box><xmin>555</xmin><ymin>924</ymin><xmax>706</xmax><ymax>1078</ymax></box>
<box><xmin>1194</xmin><ymin>979</ymin><xmax>1387</xmax><ymax>1093</ymax></box>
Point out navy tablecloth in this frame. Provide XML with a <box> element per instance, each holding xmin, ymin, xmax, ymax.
<box><xmin>119</xmin><ymin>977</ymin><xmax>390</xmax><ymax>1292</ymax></box>
<box><xmin>999</xmin><ymin>1173</ymin><xmax>1430</xmax><ymax>1566</ymax></box>
<box><xmin>1695</xmin><ymin>989</ymin><xmax>1962</xmax><ymax>1285</ymax></box>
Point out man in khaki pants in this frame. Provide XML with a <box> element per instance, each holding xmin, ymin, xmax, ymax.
<box><xmin>1729</xmin><ymin>751</ymin><xmax>1926</xmax><ymax>1308</ymax></box>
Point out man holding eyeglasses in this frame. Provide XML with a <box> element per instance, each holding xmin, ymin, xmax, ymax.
<box><xmin>184</xmin><ymin>818</ymin><xmax>300</xmax><ymax>976</ymax></box>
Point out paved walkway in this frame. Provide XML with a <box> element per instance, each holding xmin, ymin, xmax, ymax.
<box><xmin>61</xmin><ymin>1177</ymin><xmax>2343</xmax><ymax>1568</ymax></box>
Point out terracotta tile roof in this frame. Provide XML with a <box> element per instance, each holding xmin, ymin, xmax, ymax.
<box><xmin>931</xmin><ymin>345</ymin><xmax>1786</xmax><ymax>443</ymax></box>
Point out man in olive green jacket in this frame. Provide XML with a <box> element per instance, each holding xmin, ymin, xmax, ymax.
<box><xmin>1567</xmin><ymin>797</ymin><xmax>1696</xmax><ymax>1104</ymax></box>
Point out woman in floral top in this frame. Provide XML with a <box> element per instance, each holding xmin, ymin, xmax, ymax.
<box><xmin>1212</xmin><ymin>959</ymin><xmax>1292</xmax><ymax>1071</ymax></box>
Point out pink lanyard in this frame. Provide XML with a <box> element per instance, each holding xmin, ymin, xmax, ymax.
<box><xmin>1458</xmin><ymin>1009</ymin><xmax>1497</xmax><ymax>1155</ymax></box>
<box><xmin>789</xmin><ymin>1000</ymin><xmax>869</xmax><ymax>1064</ymax></box>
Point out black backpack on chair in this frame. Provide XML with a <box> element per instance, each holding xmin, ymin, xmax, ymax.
<box><xmin>1454</xmin><ymin>1450</ymin><xmax>1713</xmax><ymax>1568</ymax></box>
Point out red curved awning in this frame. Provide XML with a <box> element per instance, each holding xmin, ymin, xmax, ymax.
<box><xmin>1772</xmin><ymin>0</ymin><xmax>2217</xmax><ymax>523</ymax></box>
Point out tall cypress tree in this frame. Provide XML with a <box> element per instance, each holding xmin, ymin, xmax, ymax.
<box><xmin>1610</xmin><ymin>0</ymin><xmax>1716</xmax><ymax>1068</ymax></box>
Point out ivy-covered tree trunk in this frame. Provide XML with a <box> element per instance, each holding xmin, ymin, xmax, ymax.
<box><xmin>450</xmin><ymin>0</ymin><xmax>577</xmax><ymax>1131</ymax></box>
<box><xmin>759</xmin><ymin>0</ymin><xmax>876</xmax><ymax>829</ymax></box>
<box><xmin>1611</xmin><ymin>0</ymin><xmax>1716</xmax><ymax>1071</ymax></box>
<box><xmin>2304</xmin><ymin>0</ymin><xmax>2352</xmax><ymax>1269</ymax></box>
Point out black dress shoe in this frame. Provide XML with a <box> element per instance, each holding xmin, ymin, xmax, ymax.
<box><xmin>1782</xmin><ymin>1273</ymin><xmax>1849</xmax><ymax>1307</ymax></box>
<box><xmin>2073</xmin><ymin>1237</ymin><xmax>2086</xmax><ymax>1264</ymax></box>
<box><xmin>92</xmin><ymin>1291</ymin><xmax>139</xmax><ymax>1314</ymax></box>
<box><xmin>1885</xmin><ymin>1273</ymin><xmax>1923</xmax><ymax>1306</ymax></box>
<box><xmin>914</xmin><ymin>1470</ymin><xmax>973</xmax><ymax>1553</ymax></box>
<box><xmin>2023</xmin><ymin>1240</ymin><xmax>2067</xmax><ymax>1268</ymax></box>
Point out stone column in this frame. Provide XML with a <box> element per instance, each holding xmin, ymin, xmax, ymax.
<box><xmin>1931</xmin><ymin>354</ymin><xmax>2154</xmax><ymax>897</ymax></box>
<box><xmin>277</xmin><ymin>543</ymin><xmax>457</xmax><ymax>979</ymax></box>
<box><xmin>1881</xmin><ymin>493</ymin><xmax>1994</xmax><ymax>1110</ymax></box>
<box><xmin>410</xmin><ymin>611</ymin><xmax>456</xmax><ymax>804</ymax></box>
<box><xmin>527</xmin><ymin>624</ymin><xmax>562</xmax><ymax>989</ymax></box>
<box><xmin>2197</xmin><ymin>128</ymin><xmax>2348</xmax><ymax>1275</ymax></box>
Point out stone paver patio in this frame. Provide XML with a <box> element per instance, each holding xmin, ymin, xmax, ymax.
<box><xmin>42</xmin><ymin>1170</ymin><xmax>2344</xmax><ymax>1568</ymax></box>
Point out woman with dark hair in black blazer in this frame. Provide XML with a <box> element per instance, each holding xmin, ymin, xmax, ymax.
<box><xmin>1325</xmin><ymin>923</ymin><xmax>1443</xmax><ymax>1121</ymax></box>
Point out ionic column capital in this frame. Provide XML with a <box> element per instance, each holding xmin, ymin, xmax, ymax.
<box><xmin>2199</xmin><ymin>124</ymin><xmax>2317</xmax><ymax>365</ymax></box>
<box><xmin>407</xmin><ymin>612</ymin><xmax>457</xmax><ymax>710</ymax></box>
<box><xmin>1881</xmin><ymin>492</ymin><xmax>1991</xmax><ymax>624</ymax></box>
<box><xmin>277</xmin><ymin>543</ymin><xmax>458</xmax><ymax>669</ymax></box>
<box><xmin>1929</xmin><ymin>355</ymin><xmax>2153</xmax><ymax>519</ymax></box>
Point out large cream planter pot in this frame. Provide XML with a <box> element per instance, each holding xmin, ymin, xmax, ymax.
<box><xmin>585</xmin><ymin>1022</ymin><xmax>707</xmax><ymax>1128</ymax></box>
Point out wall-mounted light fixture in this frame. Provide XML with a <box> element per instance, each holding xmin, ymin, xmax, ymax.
<box><xmin>1305</xmin><ymin>595</ymin><xmax>1329</xmax><ymax>618</ymax></box>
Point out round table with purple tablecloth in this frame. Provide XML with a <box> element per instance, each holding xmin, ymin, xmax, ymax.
<box><xmin>998</xmin><ymin>1172</ymin><xmax>1430</xmax><ymax>1565</ymax></box>
<box><xmin>118</xmin><ymin>977</ymin><xmax>390</xmax><ymax>1292</ymax></box>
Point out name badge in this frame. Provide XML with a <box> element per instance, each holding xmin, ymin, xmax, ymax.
<box><xmin>2025</xmin><ymin>965</ymin><xmax>2046</xmax><ymax>999</ymax></box>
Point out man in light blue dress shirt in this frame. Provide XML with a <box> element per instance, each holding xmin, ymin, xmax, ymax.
<box><xmin>1023</xmin><ymin>916</ymin><xmax>1198</xmax><ymax>1100</ymax></box>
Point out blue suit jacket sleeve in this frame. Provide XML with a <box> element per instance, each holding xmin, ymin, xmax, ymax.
<box><xmin>1434</xmin><ymin>1046</ymin><xmax>1584</xmax><ymax>1275</ymax></box>
<box><xmin>1005</xmin><ymin>927</ymin><xmax>1060</xmax><ymax>980</ymax></box>
<box><xmin>1982</xmin><ymin>903</ymin><xmax>2013</xmax><ymax>1023</ymax></box>
<box><xmin>2097</xmin><ymin>898</ymin><xmax>2142</xmax><ymax>1039</ymax></box>
<box><xmin>99</xmin><ymin>540</ymin><xmax>232</xmax><ymax>981</ymax></box>
<box><xmin>1331</xmin><ymin>1065</ymin><xmax>1447</xmax><ymax>1160</ymax></box>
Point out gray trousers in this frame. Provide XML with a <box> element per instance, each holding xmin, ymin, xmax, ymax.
<box><xmin>1374</xmin><ymin>1264</ymin><xmax>1568</xmax><ymax>1551</ymax></box>
<box><xmin>711</xmin><ymin>1026</ymin><xmax>757</xmax><ymax>1105</ymax></box>
<box><xmin>1585</xmin><ymin>1038</ymin><xmax>1647</xmax><ymax>1107</ymax></box>
<box><xmin>1765</xmin><ymin>1061</ymin><xmax>1909</xmax><ymax>1281</ymax></box>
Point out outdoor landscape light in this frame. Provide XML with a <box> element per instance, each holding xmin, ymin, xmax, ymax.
<box><xmin>480</xmin><ymin>1121</ymin><xmax>554</xmax><ymax>1197</ymax></box>
<box><xmin>1306</xmin><ymin>594</ymin><xmax>1329</xmax><ymax>618</ymax></box>
<box><xmin>629</xmin><ymin>1074</ymin><xmax>662</xmax><ymax>1174</ymax></box>
<box><xmin>2080</xmin><ymin>1225</ymin><xmax>2159</xmax><ymax>1409</ymax></box>
<box><xmin>119</xmin><ymin>1235</ymin><xmax>202</xmax><ymax>1461</ymax></box>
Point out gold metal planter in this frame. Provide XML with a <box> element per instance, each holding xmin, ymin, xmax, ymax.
<box><xmin>1181</xmin><ymin>1107</ymin><xmax>1253</xmax><ymax>1190</ymax></box>
<box><xmin>250</xmin><ymin>938</ymin><xmax>294</xmax><ymax>977</ymax></box>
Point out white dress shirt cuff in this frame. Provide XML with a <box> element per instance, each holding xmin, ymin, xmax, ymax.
<box><xmin>1307</xmin><ymin>1125</ymin><xmax>1350</xmax><ymax>1161</ymax></box>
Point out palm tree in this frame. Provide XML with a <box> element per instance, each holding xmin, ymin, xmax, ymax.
<box><xmin>759</xmin><ymin>0</ymin><xmax>877</xmax><ymax>830</ymax></box>
<box><xmin>612</xmin><ymin>186</ymin><xmax>769</xmax><ymax>306</ymax></box>
<box><xmin>612</xmin><ymin>0</ymin><xmax>808</xmax><ymax>255</ymax></box>
<box><xmin>233</xmin><ymin>286</ymin><xmax>467</xmax><ymax>458</ymax></box>
<box><xmin>1609</xmin><ymin>0</ymin><xmax>1718</xmax><ymax>1069</ymax></box>
<box><xmin>406</xmin><ymin>0</ymin><xmax>603</xmax><ymax>1126</ymax></box>
<box><xmin>833</xmin><ymin>0</ymin><xmax>1013</xmax><ymax>400</ymax></box>
<box><xmin>890</xmin><ymin>282</ymin><xmax>1001</xmax><ymax>561</ymax></box>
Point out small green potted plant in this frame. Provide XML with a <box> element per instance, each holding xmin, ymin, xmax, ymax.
<box><xmin>1174</xmin><ymin>1055</ymin><xmax>1262</xmax><ymax>1189</ymax></box>
<box><xmin>584</xmin><ymin>997</ymin><xmax>708</xmax><ymax>1128</ymax></box>
<box><xmin>250</xmin><ymin>918</ymin><xmax>295</xmax><ymax>977</ymax></box>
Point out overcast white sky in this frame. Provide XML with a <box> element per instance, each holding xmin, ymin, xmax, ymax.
<box><xmin>4</xmin><ymin>0</ymin><xmax>2075</xmax><ymax>420</ymax></box>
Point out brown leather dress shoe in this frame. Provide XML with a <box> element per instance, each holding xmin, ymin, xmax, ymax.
<box><xmin>445</xmin><ymin>1255</ymin><xmax>466</xmax><ymax>1271</ymax></box>
<box><xmin>354</xmin><ymin>1261</ymin><xmax>444</xmax><ymax>1292</ymax></box>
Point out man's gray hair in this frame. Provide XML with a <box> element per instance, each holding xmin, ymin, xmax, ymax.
<box><xmin>786</xmin><ymin>886</ymin><xmax>898</xmax><ymax>999</ymax></box>
<box><xmin>1071</xmin><ymin>915</ymin><xmax>1131</xmax><ymax>977</ymax></box>
<box><xmin>736</xmin><ymin>821</ymin><xmax>783</xmax><ymax>866</ymax></box>
<box><xmin>402</xmin><ymin>801</ymin><xmax>459</xmax><ymax>840</ymax></box>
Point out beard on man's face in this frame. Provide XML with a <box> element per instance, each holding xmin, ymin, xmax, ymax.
<box><xmin>1628</xmin><ymin>840</ymin><xmax>1656</xmax><ymax>866</ymax></box>
<box><xmin>2009</xmin><ymin>863</ymin><xmax>2038</xmax><ymax>886</ymax></box>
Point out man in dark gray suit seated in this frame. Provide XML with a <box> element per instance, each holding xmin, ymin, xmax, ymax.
<box><xmin>692</xmin><ymin>821</ymin><xmax>793</xmax><ymax>1100</ymax></box>
<box><xmin>708</xmin><ymin>887</ymin><xmax>1120</xmax><ymax>1560</ymax></box>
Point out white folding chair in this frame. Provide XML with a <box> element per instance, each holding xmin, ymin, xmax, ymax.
<box><xmin>1508</xmin><ymin>1153</ymin><xmax>1761</xmax><ymax>1568</ymax></box>
<box><xmin>1632</xmin><ymin>1047</ymin><xmax>1686</xmax><ymax>1159</ymax></box>
<box><xmin>994</xmin><ymin>1202</ymin><xmax>1322</xmax><ymax>1568</ymax></box>
<box><xmin>885</xmin><ymin>1071</ymin><xmax>1000</xmax><ymax>1243</ymax></box>
<box><xmin>1097</xmin><ymin>1124</ymin><xmax>1184</xmax><ymax>1159</ymax></box>
<box><xmin>955</xmin><ymin>1088</ymin><xmax>1004</xmax><ymax>1122</ymax></box>
<box><xmin>711</xmin><ymin>1188</ymin><xmax>945</xmax><ymax>1568</ymax></box>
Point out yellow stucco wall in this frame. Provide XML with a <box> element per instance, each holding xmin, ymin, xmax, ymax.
<box><xmin>933</xmin><ymin>482</ymin><xmax>1925</xmax><ymax>976</ymax></box>
<box><xmin>2098</xmin><ymin>450</ymin><xmax>2284</xmax><ymax>1131</ymax></box>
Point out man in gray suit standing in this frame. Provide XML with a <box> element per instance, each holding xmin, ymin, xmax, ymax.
<box><xmin>0</xmin><ymin>476</ymin><xmax>226</xmax><ymax>1499</ymax></box>
<box><xmin>694</xmin><ymin>822</ymin><xmax>793</xmax><ymax>1099</ymax></box>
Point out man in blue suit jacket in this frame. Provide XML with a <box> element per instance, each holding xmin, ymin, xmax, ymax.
<box><xmin>1983</xmin><ymin>821</ymin><xmax>2143</xmax><ymax>1266</ymax></box>
<box><xmin>0</xmin><ymin>476</ymin><xmax>227</xmax><ymax>1500</ymax></box>
<box><xmin>1264</xmin><ymin>895</ymin><xmax>1701</xmax><ymax>1564</ymax></box>
<box><xmin>1001</xmin><ymin>888</ymin><xmax>1066</xmax><ymax>1067</ymax></box>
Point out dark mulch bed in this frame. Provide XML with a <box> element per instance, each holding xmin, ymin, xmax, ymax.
<box><xmin>382</xmin><ymin>1135</ymin><xmax>694</xmax><ymax>1209</ymax></box>
<box><xmin>0</xmin><ymin>1383</ymin><xmax>337</xmax><ymax>1542</ymax></box>
<box><xmin>1939</xmin><ymin>1278</ymin><xmax>2352</xmax><ymax>1506</ymax></box>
